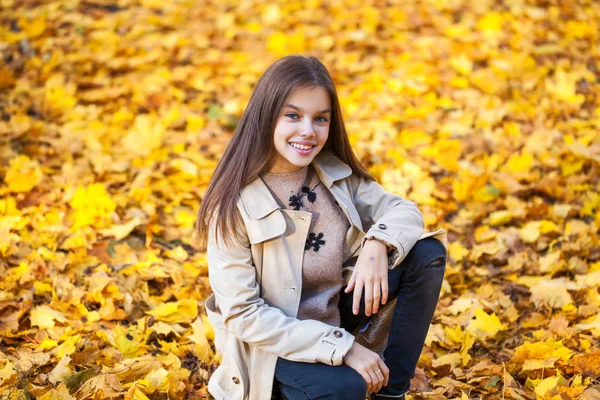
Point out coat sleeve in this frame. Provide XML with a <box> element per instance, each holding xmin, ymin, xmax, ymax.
<box><xmin>350</xmin><ymin>173</ymin><xmax>425</xmax><ymax>269</ymax></box>
<box><xmin>206</xmin><ymin>214</ymin><xmax>355</xmax><ymax>365</ymax></box>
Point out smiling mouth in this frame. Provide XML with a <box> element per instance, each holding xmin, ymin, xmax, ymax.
<box><xmin>289</xmin><ymin>143</ymin><xmax>315</xmax><ymax>150</ymax></box>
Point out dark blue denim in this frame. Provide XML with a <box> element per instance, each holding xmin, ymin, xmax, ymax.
<box><xmin>274</xmin><ymin>238</ymin><xmax>447</xmax><ymax>400</ymax></box>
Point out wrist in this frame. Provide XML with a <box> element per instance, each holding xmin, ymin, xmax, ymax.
<box><xmin>363</xmin><ymin>236</ymin><xmax>388</xmax><ymax>248</ymax></box>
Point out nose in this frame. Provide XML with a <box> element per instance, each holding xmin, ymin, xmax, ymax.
<box><xmin>301</xmin><ymin>120</ymin><xmax>315</xmax><ymax>137</ymax></box>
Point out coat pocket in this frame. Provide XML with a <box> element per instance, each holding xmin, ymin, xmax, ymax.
<box><xmin>205</xmin><ymin>293</ymin><xmax>248</xmax><ymax>400</ymax></box>
<box><xmin>208</xmin><ymin>349</ymin><xmax>247</xmax><ymax>400</ymax></box>
<box><xmin>205</xmin><ymin>293</ymin><xmax>228</xmax><ymax>354</ymax></box>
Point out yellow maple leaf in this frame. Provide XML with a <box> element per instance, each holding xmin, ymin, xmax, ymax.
<box><xmin>47</xmin><ymin>355</ymin><xmax>72</xmax><ymax>385</ymax></box>
<box><xmin>488</xmin><ymin>210</ymin><xmax>513</xmax><ymax>226</ymax></box>
<box><xmin>477</xmin><ymin>12</ymin><xmax>504</xmax><ymax>32</ymax></box>
<box><xmin>545</xmin><ymin>68</ymin><xmax>585</xmax><ymax>106</ymax></box>
<box><xmin>99</xmin><ymin>217</ymin><xmax>144</xmax><ymax>240</ymax></box>
<box><xmin>20</xmin><ymin>15</ymin><xmax>46</xmax><ymax>38</ymax></box>
<box><xmin>186</xmin><ymin>115</ymin><xmax>205</xmax><ymax>132</ymax></box>
<box><xmin>448</xmin><ymin>242</ymin><xmax>469</xmax><ymax>262</ymax></box>
<box><xmin>38</xmin><ymin>385</ymin><xmax>74</xmax><ymax>400</ymax></box>
<box><xmin>0</xmin><ymin>361</ymin><xmax>16</xmax><ymax>385</ymax></box>
<box><xmin>530</xmin><ymin>279</ymin><xmax>573</xmax><ymax>309</ymax></box>
<box><xmin>121</xmin><ymin>115</ymin><xmax>165</xmax><ymax>157</ymax></box>
<box><xmin>443</xmin><ymin>325</ymin><xmax>464</xmax><ymax>345</ymax></box>
<box><xmin>505</xmin><ymin>150</ymin><xmax>534</xmax><ymax>174</ymax></box>
<box><xmin>538</xmin><ymin>251</ymin><xmax>565</xmax><ymax>274</ymax></box>
<box><xmin>75</xmin><ymin>373</ymin><xmax>124</xmax><ymax>399</ymax></box>
<box><xmin>109</xmin><ymin>356</ymin><xmax>162</xmax><ymax>383</ymax></box>
<box><xmin>59</xmin><ymin>230</ymin><xmax>91</xmax><ymax>250</ymax></box>
<box><xmin>449</xmin><ymin>54</ymin><xmax>472</xmax><ymax>75</ymax></box>
<box><xmin>4</xmin><ymin>155</ymin><xmax>43</xmax><ymax>193</ymax></box>
<box><xmin>38</xmin><ymin>338</ymin><xmax>58</xmax><ymax>351</ymax></box>
<box><xmin>145</xmin><ymin>368</ymin><xmax>169</xmax><ymax>392</ymax></box>
<box><xmin>466</xmin><ymin>308</ymin><xmax>507</xmax><ymax>340</ymax></box>
<box><xmin>125</xmin><ymin>382</ymin><xmax>152</xmax><ymax>400</ymax></box>
<box><xmin>44</xmin><ymin>73</ymin><xmax>77</xmax><ymax>111</ymax></box>
<box><xmin>474</xmin><ymin>225</ymin><xmax>496</xmax><ymax>242</ymax></box>
<box><xmin>267</xmin><ymin>31</ymin><xmax>305</xmax><ymax>56</ymax></box>
<box><xmin>535</xmin><ymin>375</ymin><xmax>566</xmax><ymax>398</ymax></box>
<box><xmin>460</xmin><ymin>333</ymin><xmax>475</xmax><ymax>366</ymax></box>
<box><xmin>111</xmin><ymin>325</ymin><xmax>148</xmax><ymax>358</ymax></box>
<box><xmin>431</xmin><ymin>352</ymin><xmax>462</xmax><ymax>369</ymax></box>
<box><xmin>68</xmin><ymin>183</ymin><xmax>117</xmax><ymax>230</ymax></box>
<box><xmin>520</xmin><ymin>220</ymin><xmax>560</xmax><ymax>243</ymax></box>
<box><xmin>202</xmin><ymin>314</ymin><xmax>215</xmax><ymax>341</ymax></box>
<box><xmin>575</xmin><ymin>315</ymin><xmax>600</xmax><ymax>336</ymax></box>
<box><xmin>146</xmin><ymin>299</ymin><xmax>198</xmax><ymax>324</ymax></box>
<box><xmin>57</xmin><ymin>334</ymin><xmax>81</xmax><ymax>358</ymax></box>
<box><xmin>575</xmin><ymin>272</ymin><xmax>600</xmax><ymax>290</ymax></box>
<box><xmin>512</xmin><ymin>339</ymin><xmax>574</xmax><ymax>370</ymax></box>
<box><xmin>30</xmin><ymin>305</ymin><xmax>68</xmax><ymax>329</ymax></box>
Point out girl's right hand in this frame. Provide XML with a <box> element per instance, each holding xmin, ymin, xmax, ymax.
<box><xmin>343</xmin><ymin>342</ymin><xmax>389</xmax><ymax>394</ymax></box>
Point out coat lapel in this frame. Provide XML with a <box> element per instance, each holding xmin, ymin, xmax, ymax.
<box><xmin>311</xmin><ymin>151</ymin><xmax>353</xmax><ymax>188</ymax></box>
<box><xmin>313</xmin><ymin>151</ymin><xmax>364</xmax><ymax>233</ymax></box>
<box><xmin>238</xmin><ymin>178</ymin><xmax>287</xmax><ymax>244</ymax></box>
<box><xmin>238</xmin><ymin>151</ymin><xmax>363</xmax><ymax>244</ymax></box>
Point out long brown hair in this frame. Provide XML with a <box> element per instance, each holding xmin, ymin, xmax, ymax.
<box><xmin>194</xmin><ymin>55</ymin><xmax>374</xmax><ymax>250</ymax></box>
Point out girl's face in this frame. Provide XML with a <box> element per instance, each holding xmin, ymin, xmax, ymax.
<box><xmin>269</xmin><ymin>86</ymin><xmax>331</xmax><ymax>174</ymax></box>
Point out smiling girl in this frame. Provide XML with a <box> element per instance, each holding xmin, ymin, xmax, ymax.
<box><xmin>195</xmin><ymin>55</ymin><xmax>447</xmax><ymax>400</ymax></box>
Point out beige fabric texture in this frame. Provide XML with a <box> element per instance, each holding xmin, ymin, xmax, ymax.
<box><xmin>261</xmin><ymin>165</ymin><xmax>351</xmax><ymax>326</ymax></box>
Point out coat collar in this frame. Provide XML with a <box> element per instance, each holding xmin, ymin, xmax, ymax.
<box><xmin>239</xmin><ymin>151</ymin><xmax>353</xmax><ymax>220</ymax></box>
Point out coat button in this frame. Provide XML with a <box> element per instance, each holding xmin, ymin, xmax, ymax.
<box><xmin>232</xmin><ymin>376</ymin><xmax>240</xmax><ymax>384</ymax></box>
<box><xmin>333</xmin><ymin>330</ymin><xmax>343</xmax><ymax>338</ymax></box>
<box><xmin>378</xmin><ymin>223</ymin><xmax>387</xmax><ymax>230</ymax></box>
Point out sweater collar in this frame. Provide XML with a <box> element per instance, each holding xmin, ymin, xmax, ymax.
<box><xmin>240</xmin><ymin>151</ymin><xmax>353</xmax><ymax>220</ymax></box>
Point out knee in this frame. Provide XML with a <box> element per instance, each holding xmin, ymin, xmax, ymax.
<box><xmin>328</xmin><ymin>374</ymin><xmax>366</xmax><ymax>400</ymax></box>
<box><xmin>339</xmin><ymin>377</ymin><xmax>367</xmax><ymax>400</ymax></box>
<box><xmin>407</xmin><ymin>239</ymin><xmax>447</xmax><ymax>271</ymax></box>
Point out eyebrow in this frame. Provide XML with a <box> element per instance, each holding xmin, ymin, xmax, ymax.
<box><xmin>285</xmin><ymin>104</ymin><xmax>331</xmax><ymax>114</ymax></box>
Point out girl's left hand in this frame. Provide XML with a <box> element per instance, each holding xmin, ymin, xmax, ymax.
<box><xmin>344</xmin><ymin>239</ymin><xmax>389</xmax><ymax>316</ymax></box>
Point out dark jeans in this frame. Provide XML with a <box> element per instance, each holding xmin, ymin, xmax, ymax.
<box><xmin>274</xmin><ymin>238</ymin><xmax>447</xmax><ymax>400</ymax></box>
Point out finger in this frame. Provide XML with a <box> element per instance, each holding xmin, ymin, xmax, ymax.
<box><xmin>378</xmin><ymin>358</ymin><xmax>390</xmax><ymax>387</ymax></box>
<box><xmin>352</xmin><ymin>279</ymin><xmax>364</xmax><ymax>315</ymax></box>
<box><xmin>371</xmin><ymin>366</ymin><xmax>383</xmax><ymax>393</ymax></box>
<box><xmin>365</xmin><ymin>369</ymin><xmax>377</xmax><ymax>393</ymax></box>
<box><xmin>376</xmin><ymin>363</ymin><xmax>385</xmax><ymax>393</ymax></box>
<box><xmin>364</xmin><ymin>282</ymin><xmax>373</xmax><ymax>317</ymax></box>
<box><xmin>359</xmin><ymin>368</ymin><xmax>373</xmax><ymax>393</ymax></box>
<box><xmin>381</xmin><ymin>277</ymin><xmax>389</xmax><ymax>306</ymax></box>
<box><xmin>376</xmin><ymin>373</ymin><xmax>383</xmax><ymax>393</ymax></box>
<box><xmin>344</xmin><ymin>271</ymin><xmax>356</xmax><ymax>293</ymax></box>
<box><xmin>372</xmin><ymin>282</ymin><xmax>381</xmax><ymax>314</ymax></box>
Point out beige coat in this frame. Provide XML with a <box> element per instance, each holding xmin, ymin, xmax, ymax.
<box><xmin>205</xmin><ymin>151</ymin><xmax>447</xmax><ymax>400</ymax></box>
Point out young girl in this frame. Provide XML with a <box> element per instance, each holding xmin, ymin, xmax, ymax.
<box><xmin>195</xmin><ymin>55</ymin><xmax>447</xmax><ymax>400</ymax></box>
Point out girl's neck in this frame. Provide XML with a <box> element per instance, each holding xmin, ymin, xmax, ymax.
<box><xmin>263</xmin><ymin>165</ymin><xmax>308</xmax><ymax>176</ymax></box>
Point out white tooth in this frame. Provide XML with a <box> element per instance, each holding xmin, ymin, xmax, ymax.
<box><xmin>291</xmin><ymin>143</ymin><xmax>312</xmax><ymax>150</ymax></box>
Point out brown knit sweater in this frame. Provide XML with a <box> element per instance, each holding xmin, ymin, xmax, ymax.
<box><xmin>260</xmin><ymin>164</ymin><xmax>351</xmax><ymax>327</ymax></box>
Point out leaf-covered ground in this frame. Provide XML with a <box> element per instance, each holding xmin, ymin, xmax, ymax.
<box><xmin>1</xmin><ymin>0</ymin><xmax>599</xmax><ymax>399</ymax></box>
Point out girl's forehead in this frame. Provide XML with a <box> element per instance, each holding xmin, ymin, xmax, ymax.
<box><xmin>285</xmin><ymin>86</ymin><xmax>331</xmax><ymax>108</ymax></box>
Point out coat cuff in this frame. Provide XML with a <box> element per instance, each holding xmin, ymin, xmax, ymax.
<box><xmin>322</xmin><ymin>328</ymin><xmax>355</xmax><ymax>366</ymax></box>
<box><xmin>361</xmin><ymin>229</ymin><xmax>406</xmax><ymax>269</ymax></box>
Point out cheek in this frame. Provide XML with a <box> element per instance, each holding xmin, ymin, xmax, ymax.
<box><xmin>273</xmin><ymin>126</ymin><xmax>289</xmax><ymax>145</ymax></box>
<box><xmin>275</xmin><ymin>122</ymin><xmax>293</xmax><ymax>137</ymax></box>
<box><xmin>318</xmin><ymin>127</ymin><xmax>330</xmax><ymax>144</ymax></box>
